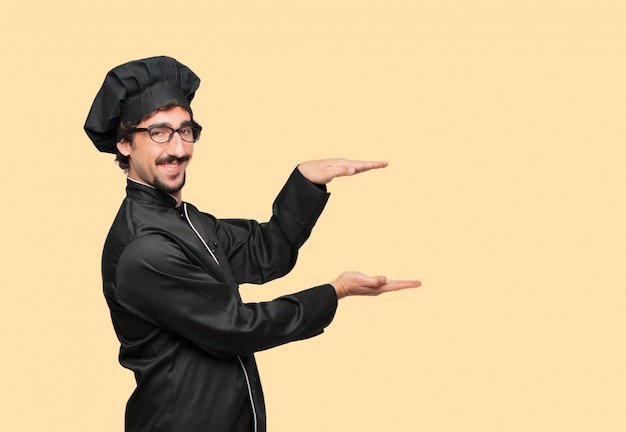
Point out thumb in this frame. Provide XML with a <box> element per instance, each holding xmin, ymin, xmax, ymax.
<box><xmin>363</xmin><ymin>275</ymin><xmax>387</xmax><ymax>287</ymax></box>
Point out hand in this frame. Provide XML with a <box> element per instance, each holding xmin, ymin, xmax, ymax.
<box><xmin>331</xmin><ymin>271</ymin><xmax>421</xmax><ymax>300</ymax></box>
<box><xmin>297</xmin><ymin>158</ymin><xmax>388</xmax><ymax>185</ymax></box>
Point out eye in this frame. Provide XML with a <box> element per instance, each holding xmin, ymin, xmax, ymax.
<box><xmin>150</xmin><ymin>127</ymin><xmax>169</xmax><ymax>138</ymax></box>
<box><xmin>179</xmin><ymin>127</ymin><xmax>192</xmax><ymax>137</ymax></box>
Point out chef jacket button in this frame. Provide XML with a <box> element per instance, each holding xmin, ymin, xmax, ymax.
<box><xmin>213</xmin><ymin>241</ymin><xmax>218</xmax><ymax>247</ymax></box>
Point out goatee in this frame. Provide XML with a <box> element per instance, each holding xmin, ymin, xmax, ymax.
<box><xmin>152</xmin><ymin>172</ymin><xmax>186</xmax><ymax>195</ymax></box>
<box><xmin>152</xmin><ymin>155</ymin><xmax>190</xmax><ymax>195</ymax></box>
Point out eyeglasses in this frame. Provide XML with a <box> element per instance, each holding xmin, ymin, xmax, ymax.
<box><xmin>132</xmin><ymin>124</ymin><xmax>202</xmax><ymax>144</ymax></box>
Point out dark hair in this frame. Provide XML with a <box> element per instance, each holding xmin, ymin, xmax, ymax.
<box><xmin>115</xmin><ymin>121</ymin><xmax>134</xmax><ymax>172</ymax></box>
<box><xmin>114</xmin><ymin>104</ymin><xmax>197</xmax><ymax>172</ymax></box>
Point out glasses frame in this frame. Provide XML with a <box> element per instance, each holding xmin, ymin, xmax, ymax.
<box><xmin>132</xmin><ymin>123</ymin><xmax>202</xmax><ymax>144</ymax></box>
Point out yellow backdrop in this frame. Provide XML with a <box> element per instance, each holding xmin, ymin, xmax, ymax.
<box><xmin>1</xmin><ymin>1</ymin><xmax>624</xmax><ymax>431</ymax></box>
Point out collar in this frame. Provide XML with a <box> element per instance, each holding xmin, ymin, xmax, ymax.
<box><xmin>125</xmin><ymin>177</ymin><xmax>179</xmax><ymax>208</ymax></box>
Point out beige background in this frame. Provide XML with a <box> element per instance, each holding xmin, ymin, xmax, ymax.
<box><xmin>1</xmin><ymin>1</ymin><xmax>624</xmax><ymax>431</ymax></box>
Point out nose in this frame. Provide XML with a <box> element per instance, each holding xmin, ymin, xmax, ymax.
<box><xmin>165</xmin><ymin>131</ymin><xmax>186</xmax><ymax>157</ymax></box>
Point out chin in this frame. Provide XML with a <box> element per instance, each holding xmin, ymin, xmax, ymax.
<box><xmin>153</xmin><ymin>173</ymin><xmax>186</xmax><ymax>195</ymax></box>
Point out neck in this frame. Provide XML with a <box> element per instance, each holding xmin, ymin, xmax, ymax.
<box><xmin>126</xmin><ymin>176</ymin><xmax>182</xmax><ymax>206</ymax></box>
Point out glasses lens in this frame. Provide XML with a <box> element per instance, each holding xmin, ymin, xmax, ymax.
<box><xmin>178</xmin><ymin>126</ymin><xmax>195</xmax><ymax>142</ymax></box>
<box><xmin>149</xmin><ymin>126</ymin><xmax>174</xmax><ymax>143</ymax></box>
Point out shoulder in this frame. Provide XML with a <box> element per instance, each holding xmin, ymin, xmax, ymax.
<box><xmin>118</xmin><ymin>233</ymin><xmax>185</xmax><ymax>274</ymax></box>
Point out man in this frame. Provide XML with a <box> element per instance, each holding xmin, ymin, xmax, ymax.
<box><xmin>85</xmin><ymin>56</ymin><xmax>420</xmax><ymax>432</ymax></box>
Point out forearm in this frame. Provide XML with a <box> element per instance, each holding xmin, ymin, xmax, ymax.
<box><xmin>220</xmin><ymin>167</ymin><xmax>330</xmax><ymax>284</ymax></box>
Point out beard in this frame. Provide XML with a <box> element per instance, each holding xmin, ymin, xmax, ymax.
<box><xmin>150</xmin><ymin>155</ymin><xmax>189</xmax><ymax>195</ymax></box>
<box><xmin>152</xmin><ymin>171</ymin><xmax>187</xmax><ymax>195</ymax></box>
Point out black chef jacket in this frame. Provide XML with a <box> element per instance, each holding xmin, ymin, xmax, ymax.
<box><xmin>101</xmin><ymin>168</ymin><xmax>338</xmax><ymax>431</ymax></box>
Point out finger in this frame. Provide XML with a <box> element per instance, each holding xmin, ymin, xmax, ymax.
<box><xmin>335</xmin><ymin>160</ymin><xmax>387</xmax><ymax>175</ymax></box>
<box><xmin>380</xmin><ymin>279</ymin><xmax>422</xmax><ymax>292</ymax></box>
<box><xmin>324</xmin><ymin>165</ymin><xmax>356</xmax><ymax>179</ymax></box>
<box><xmin>328</xmin><ymin>161</ymin><xmax>388</xmax><ymax>179</ymax></box>
<box><xmin>352</xmin><ymin>160</ymin><xmax>388</xmax><ymax>173</ymax></box>
<box><xmin>366</xmin><ymin>275</ymin><xmax>388</xmax><ymax>287</ymax></box>
<box><xmin>350</xmin><ymin>273</ymin><xmax>386</xmax><ymax>287</ymax></box>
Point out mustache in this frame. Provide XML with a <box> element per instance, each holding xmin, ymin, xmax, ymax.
<box><xmin>156</xmin><ymin>155</ymin><xmax>190</xmax><ymax>165</ymax></box>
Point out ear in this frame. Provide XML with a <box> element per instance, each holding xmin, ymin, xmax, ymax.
<box><xmin>117</xmin><ymin>139</ymin><xmax>132</xmax><ymax>156</ymax></box>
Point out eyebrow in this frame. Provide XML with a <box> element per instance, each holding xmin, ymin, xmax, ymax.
<box><xmin>147</xmin><ymin>120</ymin><xmax>194</xmax><ymax>128</ymax></box>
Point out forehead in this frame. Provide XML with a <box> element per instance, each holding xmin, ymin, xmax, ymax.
<box><xmin>138</xmin><ymin>106</ymin><xmax>192</xmax><ymax>127</ymax></box>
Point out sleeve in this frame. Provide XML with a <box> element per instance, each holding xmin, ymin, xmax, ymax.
<box><xmin>116</xmin><ymin>233</ymin><xmax>338</xmax><ymax>358</ymax></box>
<box><xmin>215</xmin><ymin>167</ymin><xmax>331</xmax><ymax>284</ymax></box>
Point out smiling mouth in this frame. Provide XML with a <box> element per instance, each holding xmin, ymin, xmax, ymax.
<box><xmin>159</xmin><ymin>161</ymin><xmax>182</xmax><ymax>168</ymax></box>
<box><xmin>155</xmin><ymin>157</ymin><xmax>189</xmax><ymax>178</ymax></box>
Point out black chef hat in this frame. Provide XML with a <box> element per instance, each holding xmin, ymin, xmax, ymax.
<box><xmin>84</xmin><ymin>56</ymin><xmax>201</xmax><ymax>153</ymax></box>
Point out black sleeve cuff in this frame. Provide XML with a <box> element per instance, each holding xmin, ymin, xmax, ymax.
<box><xmin>271</xmin><ymin>167</ymin><xmax>331</xmax><ymax>245</ymax></box>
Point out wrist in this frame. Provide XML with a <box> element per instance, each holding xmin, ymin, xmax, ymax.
<box><xmin>331</xmin><ymin>279</ymin><xmax>347</xmax><ymax>300</ymax></box>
